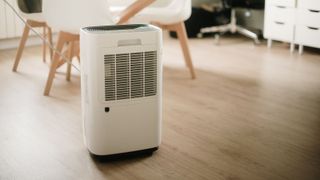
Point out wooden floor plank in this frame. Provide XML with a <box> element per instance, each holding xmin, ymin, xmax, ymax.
<box><xmin>0</xmin><ymin>35</ymin><xmax>320</xmax><ymax>180</ymax></box>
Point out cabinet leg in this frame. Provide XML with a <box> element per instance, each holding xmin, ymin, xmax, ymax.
<box><xmin>267</xmin><ymin>39</ymin><xmax>272</xmax><ymax>48</ymax></box>
<box><xmin>290</xmin><ymin>43</ymin><xmax>294</xmax><ymax>53</ymax></box>
<box><xmin>298</xmin><ymin>45</ymin><xmax>303</xmax><ymax>55</ymax></box>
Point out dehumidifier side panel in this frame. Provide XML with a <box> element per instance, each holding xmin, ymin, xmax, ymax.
<box><xmin>156</xmin><ymin>31</ymin><xmax>163</xmax><ymax>146</ymax></box>
<box><xmin>80</xmin><ymin>31</ymin><xmax>91</xmax><ymax>147</ymax></box>
<box><xmin>80</xmin><ymin>33</ymin><xmax>107</xmax><ymax>151</ymax></box>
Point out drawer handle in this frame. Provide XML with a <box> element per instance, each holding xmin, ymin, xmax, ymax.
<box><xmin>307</xmin><ymin>27</ymin><xmax>319</xmax><ymax>30</ymax></box>
<box><xmin>276</xmin><ymin>5</ymin><xmax>286</xmax><ymax>9</ymax></box>
<box><xmin>309</xmin><ymin>9</ymin><xmax>320</xmax><ymax>13</ymax></box>
<box><xmin>275</xmin><ymin>21</ymin><xmax>285</xmax><ymax>25</ymax></box>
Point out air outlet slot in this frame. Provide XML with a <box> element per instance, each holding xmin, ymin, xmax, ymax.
<box><xmin>104</xmin><ymin>51</ymin><xmax>157</xmax><ymax>101</ymax></box>
<box><xmin>144</xmin><ymin>51</ymin><xmax>157</xmax><ymax>97</ymax></box>
<box><xmin>130</xmin><ymin>52</ymin><xmax>144</xmax><ymax>98</ymax></box>
<box><xmin>104</xmin><ymin>55</ymin><xmax>115</xmax><ymax>101</ymax></box>
<box><xmin>116</xmin><ymin>54</ymin><xmax>130</xmax><ymax>100</ymax></box>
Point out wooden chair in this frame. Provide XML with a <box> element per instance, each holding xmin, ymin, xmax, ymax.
<box><xmin>13</xmin><ymin>0</ymin><xmax>53</xmax><ymax>72</ymax></box>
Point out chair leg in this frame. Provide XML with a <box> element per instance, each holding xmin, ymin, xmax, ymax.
<box><xmin>42</xmin><ymin>26</ymin><xmax>47</xmax><ymax>62</ymax></box>
<box><xmin>44</xmin><ymin>32</ymin><xmax>66</xmax><ymax>96</ymax></box>
<box><xmin>66</xmin><ymin>41</ymin><xmax>74</xmax><ymax>81</ymax></box>
<box><xmin>173</xmin><ymin>22</ymin><xmax>196</xmax><ymax>79</ymax></box>
<box><xmin>47</xmin><ymin>26</ymin><xmax>53</xmax><ymax>62</ymax></box>
<box><xmin>74</xmin><ymin>41</ymin><xmax>80</xmax><ymax>63</ymax></box>
<box><xmin>12</xmin><ymin>20</ymin><xmax>31</xmax><ymax>72</ymax></box>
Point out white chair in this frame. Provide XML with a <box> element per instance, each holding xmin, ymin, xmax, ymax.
<box><xmin>42</xmin><ymin>0</ymin><xmax>154</xmax><ymax>96</ymax></box>
<box><xmin>109</xmin><ymin>0</ymin><xmax>196</xmax><ymax>79</ymax></box>
<box><xmin>42</xmin><ymin>0</ymin><xmax>114</xmax><ymax>95</ymax></box>
<box><xmin>13</xmin><ymin>0</ymin><xmax>53</xmax><ymax>72</ymax></box>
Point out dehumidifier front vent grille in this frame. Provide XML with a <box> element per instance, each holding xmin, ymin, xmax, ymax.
<box><xmin>104</xmin><ymin>51</ymin><xmax>157</xmax><ymax>101</ymax></box>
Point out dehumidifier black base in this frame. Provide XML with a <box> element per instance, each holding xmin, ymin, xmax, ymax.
<box><xmin>90</xmin><ymin>147</ymin><xmax>158</xmax><ymax>162</ymax></box>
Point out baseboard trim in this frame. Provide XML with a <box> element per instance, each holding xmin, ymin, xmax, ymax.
<box><xmin>0</xmin><ymin>34</ymin><xmax>58</xmax><ymax>50</ymax></box>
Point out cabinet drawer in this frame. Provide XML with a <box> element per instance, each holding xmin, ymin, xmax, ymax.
<box><xmin>296</xmin><ymin>25</ymin><xmax>320</xmax><ymax>48</ymax></box>
<box><xmin>297</xmin><ymin>8</ymin><xmax>320</xmax><ymax>27</ymax></box>
<box><xmin>298</xmin><ymin>0</ymin><xmax>320</xmax><ymax>10</ymax></box>
<box><xmin>265</xmin><ymin>5</ymin><xmax>295</xmax><ymax>25</ymax></box>
<box><xmin>266</xmin><ymin>0</ymin><xmax>296</xmax><ymax>8</ymax></box>
<box><xmin>264</xmin><ymin>21</ymin><xmax>294</xmax><ymax>42</ymax></box>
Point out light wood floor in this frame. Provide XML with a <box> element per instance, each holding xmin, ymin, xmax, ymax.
<box><xmin>0</xmin><ymin>34</ymin><xmax>320</xmax><ymax>180</ymax></box>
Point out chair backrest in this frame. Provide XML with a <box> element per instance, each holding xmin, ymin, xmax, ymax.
<box><xmin>163</xmin><ymin>0</ymin><xmax>192</xmax><ymax>22</ymax></box>
<box><xmin>16</xmin><ymin>0</ymin><xmax>44</xmax><ymax>21</ymax></box>
<box><xmin>17</xmin><ymin>0</ymin><xmax>42</xmax><ymax>13</ymax></box>
<box><xmin>43</xmin><ymin>0</ymin><xmax>115</xmax><ymax>33</ymax></box>
<box><xmin>167</xmin><ymin>0</ymin><xmax>191</xmax><ymax>20</ymax></box>
<box><xmin>109</xmin><ymin>0</ymin><xmax>191</xmax><ymax>24</ymax></box>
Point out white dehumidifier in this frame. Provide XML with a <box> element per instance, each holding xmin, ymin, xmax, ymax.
<box><xmin>80</xmin><ymin>24</ymin><xmax>162</xmax><ymax>157</ymax></box>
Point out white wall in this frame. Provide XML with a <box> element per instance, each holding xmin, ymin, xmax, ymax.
<box><xmin>0</xmin><ymin>0</ymin><xmax>49</xmax><ymax>50</ymax></box>
<box><xmin>0</xmin><ymin>0</ymin><xmax>25</xmax><ymax>39</ymax></box>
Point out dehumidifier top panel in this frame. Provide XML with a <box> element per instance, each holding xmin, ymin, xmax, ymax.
<box><xmin>104</xmin><ymin>51</ymin><xmax>157</xmax><ymax>101</ymax></box>
<box><xmin>82</xmin><ymin>24</ymin><xmax>157</xmax><ymax>34</ymax></box>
